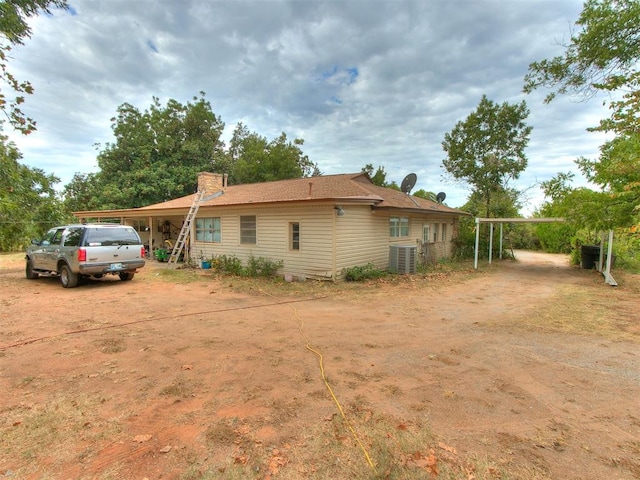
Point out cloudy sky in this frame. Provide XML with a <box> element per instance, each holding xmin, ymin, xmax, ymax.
<box><xmin>6</xmin><ymin>0</ymin><xmax>611</xmax><ymax>213</ymax></box>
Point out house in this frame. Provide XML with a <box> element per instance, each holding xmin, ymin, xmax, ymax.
<box><xmin>74</xmin><ymin>172</ymin><xmax>470</xmax><ymax>280</ymax></box>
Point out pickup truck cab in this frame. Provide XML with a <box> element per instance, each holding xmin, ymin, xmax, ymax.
<box><xmin>25</xmin><ymin>223</ymin><xmax>146</xmax><ymax>288</ymax></box>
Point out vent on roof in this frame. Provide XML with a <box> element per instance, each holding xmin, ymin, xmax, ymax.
<box><xmin>389</xmin><ymin>245</ymin><xmax>416</xmax><ymax>274</ymax></box>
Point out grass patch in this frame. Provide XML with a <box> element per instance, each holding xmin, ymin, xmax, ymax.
<box><xmin>94</xmin><ymin>337</ymin><xmax>126</xmax><ymax>354</ymax></box>
<box><xmin>159</xmin><ymin>374</ymin><xmax>201</xmax><ymax>398</ymax></box>
<box><xmin>0</xmin><ymin>394</ymin><xmax>120</xmax><ymax>475</ymax></box>
<box><xmin>490</xmin><ymin>281</ymin><xmax>640</xmax><ymax>343</ymax></box>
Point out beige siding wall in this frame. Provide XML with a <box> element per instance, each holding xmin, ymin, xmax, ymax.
<box><xmin>334</xmin><ymin>206</ymin><xmax>389</xmax><ymax>273</ymax></box>
<box><xmin>335</xmin><ymin>209</ymin><xmax>461</xmax><ymax>275</ymax></box>
<box><xmin>189</xmin><ymin>203</ymin><xmax>463</xmax><ymax>279</ymax></box>
<box><xmin>192</xmin><ymin>204</ymin><xmax>335</xmax><ymax>279</ymax></box>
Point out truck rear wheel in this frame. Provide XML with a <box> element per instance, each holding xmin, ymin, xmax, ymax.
<box><xmin>60</xmin><ymin>263</ymin><xmax>79</xmax><ymax>288</ymax></box>
<box><xmin>119</xmin><ymin>272</ymin><xmax>135</xmax><ymax>281</ymax></box>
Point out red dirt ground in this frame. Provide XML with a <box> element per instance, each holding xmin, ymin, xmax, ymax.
<box><xmin>0</xmin><ymin>251</ymin><xmax>639</xmax><ymax>479</ymax></box>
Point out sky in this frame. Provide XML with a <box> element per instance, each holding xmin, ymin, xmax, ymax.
<box><xmin>5</xmin><ymin>0</ymin><xmax>612</xmax><ymax>214</ymax></box>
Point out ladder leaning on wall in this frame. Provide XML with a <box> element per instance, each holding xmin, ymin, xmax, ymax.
<box><xmin>168</xmin><ymin>189</ymin><xmax>205</xmax><ymax>265</ymax></box>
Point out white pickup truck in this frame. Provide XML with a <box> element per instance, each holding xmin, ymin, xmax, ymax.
<box><xmin>25</xmin><ymin>223</ymin><xmax>146</xmax><ymax>288</ymax></box>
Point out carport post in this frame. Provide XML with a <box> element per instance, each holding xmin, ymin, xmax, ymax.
<box><xmin>474</xmin><ymin>217</ymin><xmax>480</xmax><ymax>269</ymax></box>
<box><xmin>488</xmin><ymin>222</ymin><xmax>494</xmax><ymax>264</ymax></box>
<box><xmin>499</xmin><ymin>223</ymin><xmax>503</xmax><ymax>259</ymax></box>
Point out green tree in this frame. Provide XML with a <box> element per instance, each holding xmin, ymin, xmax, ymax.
<box><xmin>1</xmin><ymin>0</ymin><xmax>68</xmax><ymax>134</ymax></box>
<box><xmin>525</xmin><ymin>0</ymin><xmax>640</xmax><ymax>230</ymax></box>
<box><xmin>442</xmin><ymin>95</ymin><xmax>532</xmax><ymax>217</ymax></box>
<box><xmin>523</xmin><ymin>0</ymin><xmax>640</xmax><ymax>104</ymax></box>
<box><xmin>361</xmin><ymin>164</ymin><xmax>400</xmax><ymax>190</ymax></box>
<box><xmin>412</xmin><ymin>189</ymin><xmax>436</xmax><ymax>201</ymax></box>
<box><xmin>88</xmin><ymin>93</ymin><xmax>228</xmax><ymax>209</ymax></box>
<box><xmin>62</xmin><ymin>172</ymin><xmax>100</xmax><ymax>213</ymax></box>
<box><xmin>229</xmin><ymin>123</ymin><xmax>319</xmax><ymax>184</ymax></box>
<box><xmin>0</xmin><ymin>132</ymin><xmax>65</xmax><ymax>250</ymax></box>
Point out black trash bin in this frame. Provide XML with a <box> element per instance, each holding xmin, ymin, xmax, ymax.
<box><xmin>580</xmin><ymin>245</ymin><xmax>600</xmax><ymax>269</ymax></box>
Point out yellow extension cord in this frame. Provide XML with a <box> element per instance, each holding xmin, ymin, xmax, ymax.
<box><xmin>289</xmin><ymin>303</ymin><xmax>377</xmax><ymax>473</ymax></box>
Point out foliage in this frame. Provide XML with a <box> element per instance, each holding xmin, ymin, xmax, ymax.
<box><xmin>535</xmin><ymin>222</ymin><xmax>576</xmax><ymax>253</ymax></box>
<box><xmin>611</xmin><ymin>229</ymin><xmax>640</xmax><ymax>273</ymax></box>
<box><xmin>0</xmin><ymin>0</ymin><xmax>68</xmax><ymax>134</ymax></box>
<box><xmin>342</xmin><ymin>263</ymin><xmax>387</xmax><ymax>281</ymax></box>
<box><xmin>361</xmin><ymin>164</ymin><xmax>400</xmax><ymax>190</ymax></box>
<box><xmin>524</xmin><ymin>0</ymin><xmax>640</xmax><ymax>104</ymax></box>
<box><xmin>62</xmin><ymin>172</ymin><xmax>100</xmax><ymax>212</ymax></box>
<box><xmin>209</xmin><ymin>254</ymin><xmax>244</xmax><ymax>276</ymax></box>
<box><xmin>228</xmin><ymin>122</ymin><xmax>320</xmax><ymax>184</ymax></box>
<box><xmin>525</xmin><ymin>0</ymin><xmax>640</xmax><ymax>231</ymax></box>
<box><xmin>245</xmin><ymin>254</ymin><xmax>283</xmax><ymax>278</ymax></box>
<box><xmin>73</xmin><ymin>93</ymin><xmax>228</xmax><ymax>209</ymax></box>
<box><xmin>441</xmin><ymin>95</ymin><xmax>532</xmax><ymax>217</ymax></box>
<box><xmin>412</xmin><ymin>189</ymin><xmax>436</xmax><ymax>201</ymax></box>
<box><xmin>208</xmin><ymin>254</ymin><xmax>283</xmax><ymax>278</ymax></box>
<box><xmin>0</xmin><ymin>132</ymin><xmax>66</xmax><ymax>250</ymax></box>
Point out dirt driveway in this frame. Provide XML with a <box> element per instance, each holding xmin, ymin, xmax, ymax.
<box><xmin>1</xmin><ymin>251</ymin><xmax>639</xmax><ymax>479</ymax></box>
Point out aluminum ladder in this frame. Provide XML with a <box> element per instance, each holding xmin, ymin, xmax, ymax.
<box><xmin>168</xmin><ymin>189</ymin><xmax>205</xmax><ymax>265</ymax></box>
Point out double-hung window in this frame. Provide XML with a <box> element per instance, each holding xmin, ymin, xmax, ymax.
<box><xmin>441</xmin><ymin>223</ymin><xmax>447</xmax><ymax>242</ymax></box>
<box><xmin>432</xmin><ymin>223</ymin><xmax>439</xmax><ymax>243</ymax></box>
<box><xmin>195</xmin><ymin>218</ymin><xmax>221</xmax><ymax>243</ymax></box>
<box><xmin>240</xmin><ymin>215</ymin><xmax>257</xmax><ymax>244</ymax></box>
<box><xmin>422</xmin><ymin>224</ymin><xmax>430</xmax><ymax>243</ymax></box>
<box><xmin>389</xmin><ymin>217</ymin><xmax>409</xmax><ymax>238</ymax></box>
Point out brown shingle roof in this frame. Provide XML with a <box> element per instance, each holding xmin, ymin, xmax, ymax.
<box><xmin>136</xmin><ymin>172</ymin><xmax>466</xmax><ymax>215</ymax></box>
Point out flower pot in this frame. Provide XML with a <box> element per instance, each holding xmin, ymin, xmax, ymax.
<box><xmin>200</xmin><ymin>260</ymin><xmax>211</xmax><ymax>269</ymax></box>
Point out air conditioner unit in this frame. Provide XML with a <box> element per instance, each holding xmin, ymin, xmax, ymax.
<box><xmin>389</xmin><ymin>245</ymin><xmax>416</xmax><ymax>274</ymax></box>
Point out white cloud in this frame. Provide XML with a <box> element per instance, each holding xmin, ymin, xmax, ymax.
<box><xmin>4</xmin><ymin>0</ymin><xmax>608</xmax><ymax>214</ymax></box>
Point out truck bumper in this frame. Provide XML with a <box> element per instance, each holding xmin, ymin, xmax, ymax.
<box><xmin>79</xmin><ymin>260</ymin><xmax>146</xmax><ymax>275</ymax></box>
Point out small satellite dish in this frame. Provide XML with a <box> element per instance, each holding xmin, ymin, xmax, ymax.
<box><xmin>400</xmin><ymin>173</ymin><xmax>417</xmax><ymax>194</ymax></box>
<box><xmin>436</xmin><ymin>192</ymin><xmax>446</xmax><ymax>203</ymax></box>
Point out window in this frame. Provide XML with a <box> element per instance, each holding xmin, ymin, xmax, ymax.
<box><xmin>290</xmin><ymin>222</ymin><xmax>300</xmax><ymax>250</ymax></box>
<box><xmin>240</xmin><ymin>215</ymin><xmax>256</xmax><ymax>244</ymax></box>
<box><xmin>441</xmin><ymin>223</ymin><xmax>447</xmax><ymax>242</ymax></box>
<box><xmin>432</xmin><ymin>223</ymin><xmax>439</xmax><ymax>243</ymax></box>
<box><xmin>51</xmin><ymin>229</ymin><xmax>65</xmax><ymax>245</ymax></box>
<box><xmin>84</xmin><ymin>226</ymin><xmax>141</xmax><ymax>246</ymax></box>
<box><xmin>196</xmin><ymin>218</ymin><xmax>221</xmax><ymax>243</ymax></box>
<box><xmin>63</xmin><ymin>227</ymin><xmax>83</xmax><ymax>247</ymax></box>
<box><xmin>390</xmin><ymin>217</ymin><xmax>409</xmax><ymax>238</ymax></box>
<box><xmin>422</xmin><ymin>224</ymin><xmax>430</xmax><ymax>243</ymax></box>
<box><xmin>40</xmin><ymin>229</ymin><xmax>57</xmax><ymax>246</ymax></box>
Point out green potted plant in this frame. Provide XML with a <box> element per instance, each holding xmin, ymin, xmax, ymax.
<box><xmin>199</xmin><ymin>251</ymin><xmax>211</xmax><ymax>269</ymax></box>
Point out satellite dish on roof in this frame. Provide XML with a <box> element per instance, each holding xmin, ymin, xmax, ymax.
<box><xmin>400</xmin><ymin>173</ymin><xmax>417</xmax><ymax>194</ymax></box>
<box><xmin>436</xmin><ymin>192</ymin><xmax>446</xmax><ymax>204</ymax></box>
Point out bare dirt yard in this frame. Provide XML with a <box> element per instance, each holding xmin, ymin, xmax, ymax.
<box><xmin>1</xmin><ymin>251</ymin><xmax>639</xmax><ymax>480</ymax></box>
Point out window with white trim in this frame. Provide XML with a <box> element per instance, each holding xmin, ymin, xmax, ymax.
<box><xmin>422</xmin><ymin>224</ymin><xmax>430</xmax><ymax>243</ymax></box>
<box><xmin>441</xmin><ymin>223</ymin><xmax>447</xmax><ymax>242</ymax></box>
<box><xmin>195</xmin><ymin>217</ymin><xmax>221</xmax><ymax>243</ymax></box>
<box><xmin>432</xmin><ymin>223</ymin><xmax>439</xmax><ymax>243</ymax></box>
<box><xmin>390</xmin><ymin>216</ymin><xmax>409</xmax><ymax>237</ymax></box>
<box><xmin>240</xmin><ymin>215</ymin><xmax>257</xmax><ymax>244</ymax></box>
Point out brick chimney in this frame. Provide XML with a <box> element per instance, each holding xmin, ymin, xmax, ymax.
<box><xmin>197</xmin><ymin>172</ymin><xmax>227</xmax><ymax>194</ymax></box>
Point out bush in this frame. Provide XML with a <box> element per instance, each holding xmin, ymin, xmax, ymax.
<box><xmin>209</xmin><ymin>254</ymin><xmax>243</xmax><ymax>275</ymax></box>
<box><xmin>245</xmin><ymin>255</ymin><xmax>283</xmax><ymax>278</ymax></box>
<box><xmin>208</xmin><ymin>254</ymin><xmax>284</xmax><ymax>278</ymax></box>
<box><xmin>342</xmin><ymin>263</ymin><xmax>386</xmax><ymax>281</ymax></box>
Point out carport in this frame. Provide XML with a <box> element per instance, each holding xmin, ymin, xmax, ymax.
<box><xmin>473</xmin><ymin>217</ymin><xmax>618</xmax><ymax>286</ymax></box>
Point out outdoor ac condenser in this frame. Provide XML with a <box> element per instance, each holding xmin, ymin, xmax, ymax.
<box><xmin>389</xmin><ymin>245</ymin><xmax>417</xmax><ymax>274</ymax></box>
